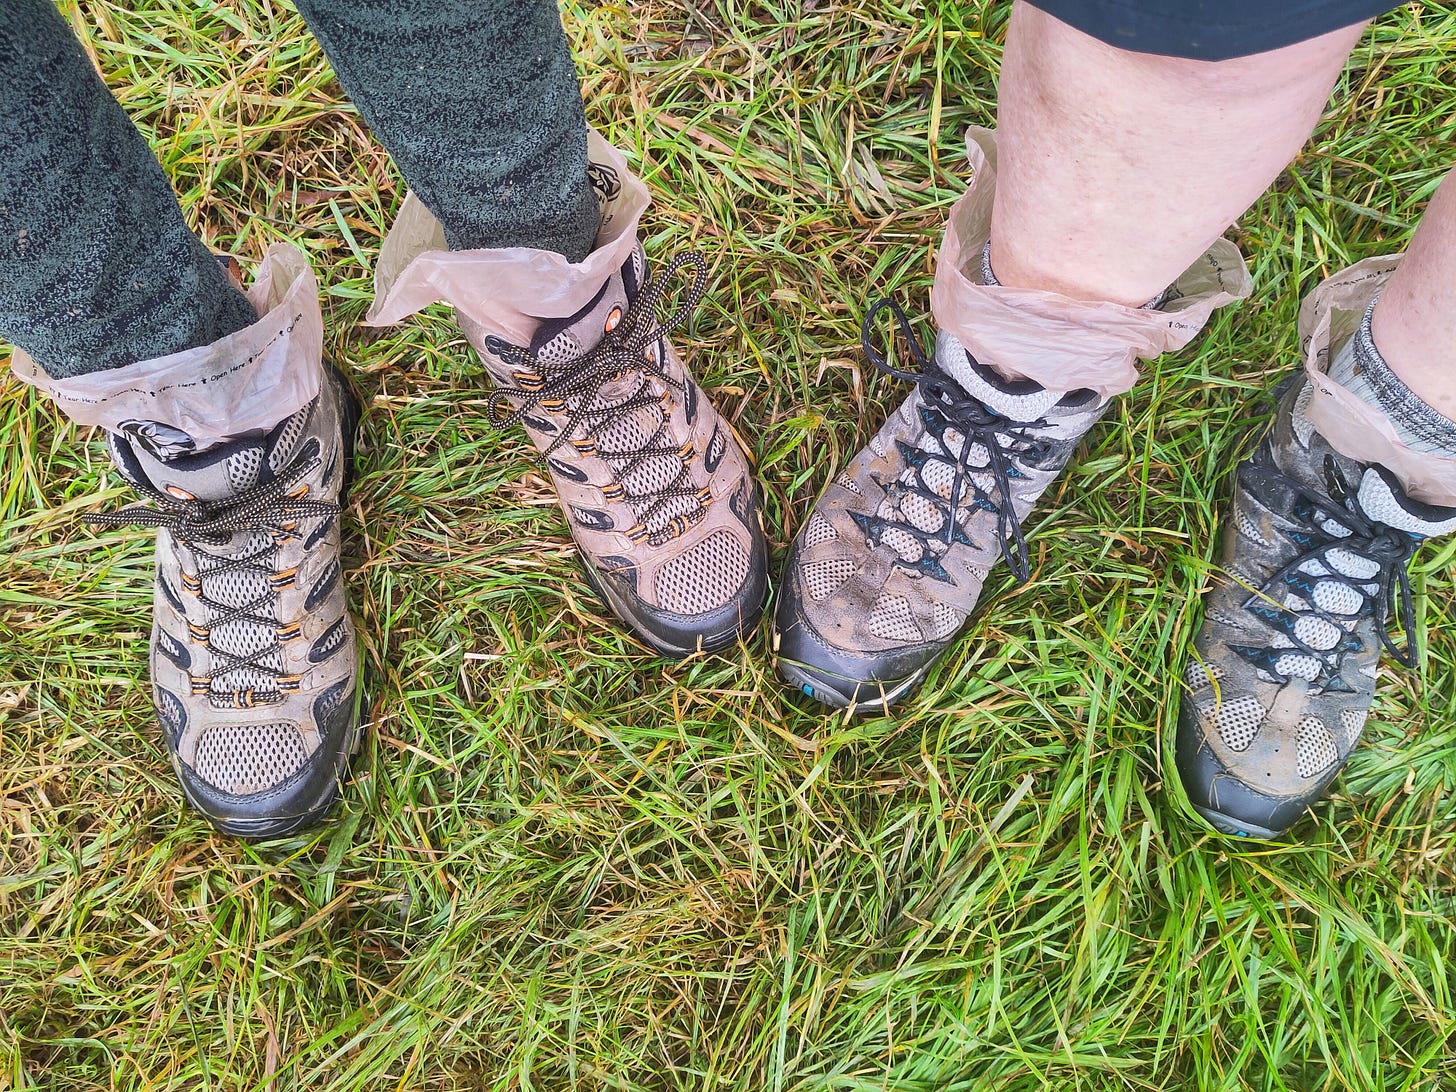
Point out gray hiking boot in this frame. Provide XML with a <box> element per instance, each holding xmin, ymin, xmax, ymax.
<box><xmin>462</xmin><ymin>248</ymin><xmax>767</xmax><ymax>657</ymax></box>
<box><xmin>91</xmin><ymin>363</ymin><xmax>363</xmax><ymax>838</ymax></box>
<box><xmin>775</xmin><ymin>299</ymin><xmax>1111</xmax><ymax>710</ymax></box>
<box><xmin>1176</xmin><ymin>376</ymin><xmax>1456</xmax><ymax>838</ymax></box>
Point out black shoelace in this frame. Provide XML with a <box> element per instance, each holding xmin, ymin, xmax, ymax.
<box><xmin>482</xmin><ymin>253</ymin><xmax>711</xmax><ymax>545</ymax></box>
<box><xmin>89</xmin><ymin>457</ymin><xmax>338</xmax><ymax>705</ymax></box>
<box><xmin>860</xmin><ymin>299</ymin><xmax>1057</xmax><ymax>583</ymax></box>
<box><xmin>1236</xmin><ymin>462</ymin><xmax>1420</xmax><ymax>680</ymax></box>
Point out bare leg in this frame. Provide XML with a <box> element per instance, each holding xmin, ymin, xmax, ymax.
<box><xmin>1369</xmin><ymin>172</ymin><xmax>1456</xmax><ymax>418</ymax></box>
<box><xmin>990</xmin><ymin>3</ymin><xmax>1367</xmax><ymax>306</ymax></box>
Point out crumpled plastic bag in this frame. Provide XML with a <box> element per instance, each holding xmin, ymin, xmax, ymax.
<box><xmin>1300</xmin><ymin>255</ymin><xmax>1456</xmax><ymax>506</ymax></box>
<box><xmin>367</xmin><ymin>127</ymin><xmax>649</xmax><ymax>346</ymax></box>
<box><xmin>11</xmin><ymin>243</ymin><xmax>322</xmax><ymax>448</ymax></box>
<box><xmin>930</xmin><ymin>126</ymin><xmax>1252</xmax><ymax>397</ymax></box>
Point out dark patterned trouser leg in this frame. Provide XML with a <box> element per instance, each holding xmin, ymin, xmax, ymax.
<box><xmin>297</xmin><ymin>0</ymin><xmax>599</xmax><ymax>262</ymax></box>
<box><xmin>0</xmin><ymin>0</ymin><xmax>257</xmax><ymax>379</ymax></box>
<box><xmin>0</xmin><ymin>0</ymin><xmax>596</xmax><ymax>380</ymax></box>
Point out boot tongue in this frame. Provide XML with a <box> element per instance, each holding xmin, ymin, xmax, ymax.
<box><xmin>110</xmin><ymin>407</ymin><xmax>312</xmax><ymax>504</ymax></box>
<box><xmin>529</xmin><ymin>248</ymin><xmax>646</xmax><ymax>389</ymax></box>
<box><xmin>932</xmin><ymin>331</ymin><xmax>1101</xmax><ymax>425</ymax></box>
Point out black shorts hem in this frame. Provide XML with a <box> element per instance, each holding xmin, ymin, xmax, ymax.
<box><xmin>1024</xmin><ymin>0</ymin><xmax>1405</xmax><ymax>60</ymax></box>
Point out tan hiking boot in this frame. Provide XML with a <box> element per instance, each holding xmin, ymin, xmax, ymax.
<box><xmin>462</xmin><ymin>243</ymin><xmax>767</xmax><ymax>655</ymax></box>
<box><xmin>93</xmin><ymin>362</ymin><xmax>362</xmax><ymax>837</ymax></box>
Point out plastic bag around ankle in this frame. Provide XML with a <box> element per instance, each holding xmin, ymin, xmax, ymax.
<box><xmin>10</xmin><ymin>244</ymin><xmax>323</xmax><ymax>450</ymax></box>
<box><xmin>1301</xmin><ymin>255</ymin><xmax>1456</xmax><ymax>506</ymax></box>
<box><xmin>366</xmin><ymin>128</ymin><xmax>650</xmax><ymax>345</ymax></box>
<box><xmin>930</xmin><ymin>126</ymin><xmax>1252</xmax><ymax>398</ymax></box>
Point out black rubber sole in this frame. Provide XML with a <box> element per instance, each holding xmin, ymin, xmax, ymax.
<box><xmin>1189</xmin><ymin>803</ymin><xmax>1284</xmax><ymax>841</ymax></box>
<box><xmin>770</xmin><ymin>568</ymin><xmax>944</xmax><ymax>714</ymax></box>
<box><xmin>187</xmin><ymin>693</ymin><xmax>365</xmax><ymax>841</ymax></box>
<box><xmin>1173</xmin><ymin>700</ymin><xmax>1300</xmax><ymax>842</ymax></box>
<box><xmin>775</xmin><ymin>653</ymin><xmax>926</xmax><ymax>714</ymax></box>
<box><xmin>571</xmin><ymin>479</ymin><xmax>770</xmax><ymax>659</ymax></box>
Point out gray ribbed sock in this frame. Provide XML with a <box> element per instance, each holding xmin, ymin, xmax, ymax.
<box><xmin>1327</xmin><ymin>300</ymin><xmax>1456</xmax><ymax>455</ymax></box>
<box><xmin>978</xmin><ymin>242</ymin><xmax>1167</xmax><ymax>310</ymax></box>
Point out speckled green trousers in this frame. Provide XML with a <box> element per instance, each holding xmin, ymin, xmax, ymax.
<box><xmin>0</xmin><ymin>0</ymin><xmax>599</xmax><ymax>379</ymax></box>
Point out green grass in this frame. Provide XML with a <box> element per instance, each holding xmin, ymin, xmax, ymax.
<box><xmin>4</xmin><ymin>2</ymin><xmax>1456</xmax><ymax>1089</ymax></box>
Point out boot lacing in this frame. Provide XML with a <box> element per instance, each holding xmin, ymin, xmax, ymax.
<box><xmin>89</xmin><ymin>457</ymin><xmax>337</xmax><ymax>707</ymax></box>
<box><xmin>1233</xmin><ymin>459</ymin><xmax>1420</xmax><ymax>690</ymax></box>
<box><xmin>860</xmin><ymin>298</ymin><xmax>1058</xmax><ymax>584</ymax></box>
<box><xmin>483</xmin><ymin>253</ymin><xmax>713</xmax><ymax>546</ymax></box>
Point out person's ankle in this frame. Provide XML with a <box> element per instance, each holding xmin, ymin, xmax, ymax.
<box><xmin>1328</xmin><ymin>300</ymin><xmax>1456</xmax><ymax>456</ymax></box>
<box><xmin>978</xmin><ymin>241</ymin><xmax>1167</xmax><ymax>310</ymax></box>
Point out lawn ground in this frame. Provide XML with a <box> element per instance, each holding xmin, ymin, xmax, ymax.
<box><xmin>3</xmin><ymin>2</ymin><xmax>1455</xmax><ymax>1089</ymax></box>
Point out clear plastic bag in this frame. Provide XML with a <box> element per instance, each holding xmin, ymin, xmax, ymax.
<box><xmin>367</xmin><ymin>128</ymin><xmax>649</xmax><ymax>345</ymax></box>
<box><xmin>11</xmin><ymin>244</ymin><xmax>322</xmax><ymax>448</ymax></box>
<box><xmin>930</xmin><ymin>126</ymin><xmax>1252</xmax><ymax>397</ymax></box>
<box><xmin>1300</xmin><ymin>256</ymin><xmax>1456</xmax><ymax>505</ymax></box>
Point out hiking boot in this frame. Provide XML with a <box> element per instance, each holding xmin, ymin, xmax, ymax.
<box><xmin>91</xmin><ymin>362</ymin><xmax>363</xmax><ymax>838</ymax></box>
<box><xmin>366</xmin><ymin>131</ymin><xmax>767</xmax><ymax>657</ymax></box>
<box><xmin>1176</xmin><ymin>375</ymin><xmax>1456</xmax><ymax>838</ymax></box>
<box><xmin>775</xmin><ymin>300</ymin><xmax>1110</xmax><ymax>710</ymax></box>
<box><xmin>461</xmin><ymin>247</ymin><xmax>768</xmax><ymax>657</ymax></box>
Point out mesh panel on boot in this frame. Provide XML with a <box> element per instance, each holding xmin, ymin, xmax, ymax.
<box><xmin>654</xmin><ymin>530</ymin><xmax>748</xmax><ymax>616</ymax></box>
<box><xmin>537</xmin><ymin>335</ymin><xmax>585</xmax><ymax>370</ymax></box>
<box><xmin>1293</xmin><ymin>615</ymin><xmax>1342</xmax><ymax>651</ymax></box>
<box><xmin>922</xmin><ymin>461</ymin><xmax>955</xmax><ymax>496</ymax></box>
<box><xmin>804</xmin><ymin>558</ymin><xmax>855</xmax><ymax>602</ymax></box>
<box><xmin>879</xmin><ymin>526</ymin><xmax>925</xmax><ymax>563</ymax></box>
<box><xmin>652</xmin><ymin>494</ymin><xmax>703</xmax><ymax>529</ymax></box>
<box><xmin>930</xmin><ymin>602</ymin><xmax>962</xmax><ymax>640</ymax></box>
<box><xmin>314</xmin><ymin>679</ymin><xmax>353</xmax><ymax>723</ymax></box>
<box><xmin>155</xmin><ymin>627</ymin><xmax>188</xmax><ymax>667</ymax></box>
<box><xmin>1312</xmin><ymin>580</ymin><xmax>1363</xmax><ymax>614</ymax></box>
<box><xmin>1357</xmin><ymin>482</ymin><xmax>1410</xmax><ymax>527</ymax></box>
<box><xmin>227</xmin><ymin>447</ymin><xmax>264</xmax><ymax>491</ymax></box>
<box><xmin>202</xmin><ymin>563</ymin><xmax>268</xmax><ymax>606</ymax></box>
<box><xmin>803</xmin><ymin>513</ymin><xmax>837</xmax><ymax>550</ymax></box>
<box><xmin>869</xmin><ymin>594</ymin><xmax>921</xmax><ymax>643</ymax></box>
<box><xmin>582</xmin><ymin>394</ymin><xmax>707</xmax><ymax>538</ymax></box>
<box><xmin>268</xmin><ymin>409</ymin><xmax>310</xmax><ymax>471</ymax></box>
<box><xmin>1326</xmin><ymin>548</ymin><xmax>1381</xmax><ymax>580</ymax></box>
<box><xmin>310</xmin><ymin>617</ymin><xmax>350</xmax><ymax>663</ymax></box>
<box><xmin>210</xmin><ymin>619</ymin><xmax>284</xmax><ymax>696</ymax></box>
<box><xmin>901</xmin><ymin>493</ymin><xmax>946</xmax><ymax>535</ymax></box>
<box><xmin>1340</xmin><ymin>707</ymin><xmax>1367</xmax><ymax>747</ymax></box>
<box><xmin>1235</xmin><ymin>509</ymin><xmax>1271</xmax><ymax>547</ymax></box>
<box><xmin>705</xmin><ymin>428</ymin><xmax>727</xmax><ymax>469</ymax></box>
<box><xmin>193</xmin><ymin>721</ymin><xmax>308</xmax><ymax>794</ymax></box>
<box><xmin>619</xmin><ymin>457</ymin><xmax>680</xmax><ymax>507</ymax></box>
<box><xmin>194</xmin><ymin>533</ymin><xmax>286</xmax><ymax>694</ymax></box>
<box><xmin>1184</xmin><ymin>660</ymin><xmax>1224</xmax><ymax>693</ymax></box>
<box><xmin>1272</xmin><ymin>652</ymin><xmax>1322</xmax><ymax>682</ymax></box>
<box><xmin>597</xmin><ymin>409</ymin><xmax>656</xmax><ymax>456</ymax></box>
<box><xmin>1214</xmin><ymin>695</ymin><xmax>1265</xmax><ymax>752</ymax></box>
<box><xmin>156</xmin><ymin>686</ymin><xmax>186</xmax><ymax>737</ymax></box>
<box><xmin>1297</xmin><ymin>716</ymin><xmax>1339</xmax><ymax>779</ymax></box>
